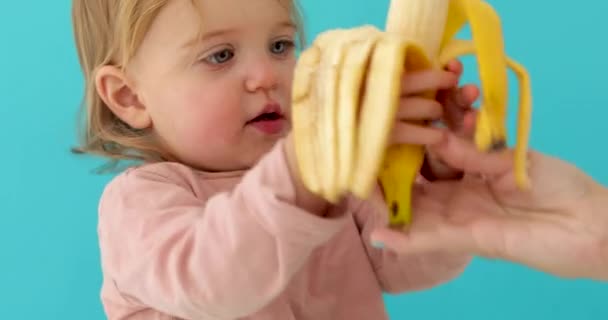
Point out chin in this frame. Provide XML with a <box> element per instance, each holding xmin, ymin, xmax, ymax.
<box><xmin>189</xmin><ymin>134</ymin><xmax>288</xmax><ymax>172</ymax></box>
<box><xmin>246</xmin><ymin>137</ymin><xmax>284</xmax><ymax>166</ymax></box>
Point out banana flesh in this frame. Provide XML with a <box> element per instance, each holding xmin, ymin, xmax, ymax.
<box><xmin>337</xmin><ymin>29</ymin><xmax>380</xmax><ymax>193</ymax></box>
<box><xmin>292</xmin><ymin>27</ymin><xmax>431</xmax><ymax>202</ymax></box>
<box><xmin>291</xmin><ymin>0</ymin><xmax>532</xmax><ymax>228</ymax></box>
<box><xmin>292</xmin><ymin>27</ymin><xmax>382</xmax><ymax>203</ymax></box>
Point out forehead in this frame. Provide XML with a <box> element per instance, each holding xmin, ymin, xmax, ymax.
<box><xmin>193</xmin><ymin>0</ymin><xmax>293</xmax><ymax>26</ymax></box>
<box><xmin>151</xmin><ymin>0</ymin><xmax>293</xmax><ymax>41</ymax></box>
<box><xmin>131</xmin><ymin>0</ymin><xmax>296</xmax><ymax>72</ymax></box>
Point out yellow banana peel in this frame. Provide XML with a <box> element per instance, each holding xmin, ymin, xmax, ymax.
<box><xmin>291</xmin><ymin>0</ymin><xmax>532</xmax><ymax>229</ymax></box>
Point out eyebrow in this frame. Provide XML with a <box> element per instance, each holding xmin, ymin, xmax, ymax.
<box><xmin>181</xmin><ymin>21</ymin><xmax>297</xmax><ymax>49</ymax></box>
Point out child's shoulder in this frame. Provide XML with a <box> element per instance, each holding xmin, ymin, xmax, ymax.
<box><xmin>97</xmin><ymin>162</ymin><xmax>204</xmax><ymax>210</ymax></box>
<box><xmin>109</xmin><ymin>161</ymin><xmax>199</xmax><ymax>189</ymax></box>
<box><xmin>98</xmin><ymin>161</ymin><xmax>246</xmax><ymax>212</ymax></box>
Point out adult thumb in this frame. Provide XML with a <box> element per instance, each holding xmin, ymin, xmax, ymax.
<box><xmin>369</xmin><ymin>225</ymin><xmax>478</xmax><ymax>256</ymax></box>
<box><xmin>429</xmin><ymin>133</ymin><xmax>514</xmax><ymax>177</ymax></box>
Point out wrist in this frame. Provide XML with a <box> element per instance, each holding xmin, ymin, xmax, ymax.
<box><xmin>282</xmin><ymin>134</ymin><xmax>329</xmax><ymax>216</ymax></box>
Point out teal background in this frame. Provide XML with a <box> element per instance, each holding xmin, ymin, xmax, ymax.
<box><xmin>1</xmin><ymin>0</ymin><xmax>606</xmax><ymax>319</ymax></box>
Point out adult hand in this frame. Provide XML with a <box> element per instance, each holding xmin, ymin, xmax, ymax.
<box><xmin>371</xmin><ymin>134</ymin><xmax>608</xmax><ymax>281</ymax></box>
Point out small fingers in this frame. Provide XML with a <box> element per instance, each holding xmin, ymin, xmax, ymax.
<box><xmin>391</xmin><ymin>122</ymin><xmax>446</xmax><ymax>146</ymax></box>
<box><xmin>397</xmin><ymin>97</ymin><xmax>443</xmax><ymax>121</ymax></box>
<box><xmin>444</xmin><ymin>59</ymin><xmax>464</xmax><ymax>76</ymax></box>
<box><xmin>439</xmin><ymin>84</ymin><xmax>479</xmax><ymax>133</ymax></box>
<box><xmin>401</xmin><ymin>70</ymin><xmax>458</xmax><ymax>96</ymax></box>
<box><xmin>459</xmin><ymin>84</ymin><xmax>480</xmax><ymax>106</ymax></box>
<box><xmin>461</xmin><ymin>110</ymin><xmax>477</xmax><ymax>139</ymax></box>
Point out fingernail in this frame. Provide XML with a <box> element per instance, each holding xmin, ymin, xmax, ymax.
<box><xmin>371</xmin><ymin>241</ymin><xmax>384</xmax><ymax>249</ymax></box>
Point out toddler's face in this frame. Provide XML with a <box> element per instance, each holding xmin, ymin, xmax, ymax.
<box><xmin>129</xmin><ymin>0</ymin><xmax>296</xmax><ymax>171</ymax></box>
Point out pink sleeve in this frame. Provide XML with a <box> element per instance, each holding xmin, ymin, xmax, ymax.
<box><xmin>353</xmin><ymin>185</ymin><xmax>472</xmax><ymax>293</ymax></box>
<box><xmin>97</xmin><ymin>140</ymin><xmax>348</xmax><ymax>319</ymax></box>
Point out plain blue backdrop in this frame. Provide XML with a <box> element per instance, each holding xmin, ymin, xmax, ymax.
<box><xmin>1</xmin><ymin>0</ymin><xmax>606</xmax><ymax>319</ymax></box>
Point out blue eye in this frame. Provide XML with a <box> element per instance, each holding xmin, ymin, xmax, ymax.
<box><xmin>205</xmin><ymin>48</ymin><xmax>234</xmax><ymax>65</ymax></box>
<box><xmin>270</xmin><ymin>40</ymin><xmax>294</xmax><ymax>55</ymax></box>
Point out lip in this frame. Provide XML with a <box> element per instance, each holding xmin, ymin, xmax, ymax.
<box><xmin>246</xmin><ymin>102</ymin><xmax>286</xmax><ymax>135</ymax></box>
<box><xmin>250</xmin><ymin>102</ymin><xmax>284</xmax><ymax>120</ymax></box>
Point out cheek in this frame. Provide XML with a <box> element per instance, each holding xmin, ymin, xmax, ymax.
<box><xmin>282</xmin><ymin>58</ymin><xmax>296</xmax><ymax>86</ymax></box>
<box><xmin>279</xmin><ymin>59</ymin><xmax>296</xmax><ymax>113</ymax></box>
<box><xmin>172</xmin><ymin>84</ymin><xmax>244</xmax><ymax>144</ymax></box>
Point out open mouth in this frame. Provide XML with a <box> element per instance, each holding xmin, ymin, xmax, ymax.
<box><xmin>249</xmin><ymin>111</ymin><xmax>283</xmax><ymax>123</ymax></box>
<box><xmin>247</xmin><ymin>111</ymin><xmax>286</xmax><ymax>135</ymax></box>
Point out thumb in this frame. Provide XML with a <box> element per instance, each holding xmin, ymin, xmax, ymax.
<box><xmin>369</xmin><ymin>225</ymin><xmax>478</xmax><ymax>256</ymax></box>
<box><xmin>429</xmin><ymin>133</ymin><xmax>514</xmax><ymax>177</ymax></box>
<box><xmin>370</xmin><ymin>217</ymin><xmax>538</xmax><ymax>263</ymax></box>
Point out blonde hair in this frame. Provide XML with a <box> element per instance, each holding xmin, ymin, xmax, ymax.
<box><xmin>71</xmin><ymin>0</ymin><xmax>306</xmax><ymax>170</ymax></box>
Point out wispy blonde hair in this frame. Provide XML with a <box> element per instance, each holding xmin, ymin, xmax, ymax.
<box><xmin>71</xmin><ymin>0</ymin><xmax>306</xmax><ymax>170</ymax></box>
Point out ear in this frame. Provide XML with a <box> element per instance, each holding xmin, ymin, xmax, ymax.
<box><xmin>95</xmin><ymin>65</ymin><xmax>151</xmax><ymax>129</ymax></box>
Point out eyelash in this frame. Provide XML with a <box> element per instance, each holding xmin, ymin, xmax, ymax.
<box><xmin>202</xmin><ymin>39</ymin><xmax>295</xmax><ymax>66</ymax></box>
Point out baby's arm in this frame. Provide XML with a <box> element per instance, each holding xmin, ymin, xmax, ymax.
<box><xmin>353</xmin><ymin>186</ymin><xmax>472</xmax><ymax>293</ymax></box>
<box><xmin>98</xmin><ymin>139</ymin><xmax>346</xmax><ymax>319</ymax></box>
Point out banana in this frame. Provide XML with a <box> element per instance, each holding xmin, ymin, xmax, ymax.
<box><xmin>350</xmin><ymin>34</ymin><xmax>432</xmax><ymax>217</ymax></box>
<box><xmin>290</xmin><ymin>0</ymin><xmax>532</xmax><ymax>228</ymax></box>
<box><xmin>336</xmin><ymin>28</ymin><xmax>381</xmax><ymax>193</ymax></box>
<box><xmin>292</xmin><ymin>27</ymin><xmax>383</xmax><ymax>202</ymax></box>
<box><xmin>292</xmin><ymin>43</ymin><xmax>322</xmax><ymax>195</ymax></box>
<box><xmin>378</xmin><ymin>0</ymin><xmax>451</xmax><ymax>227</ymax></box>
<box><xmin>379</xmin><ymin>0</ymin><xmax>532</xmax><ymax>228</ymax></box>
<box><xmin>314</xmin><ymin>29</ymin><xmax>346</xmax><ymax>202</ymax></box>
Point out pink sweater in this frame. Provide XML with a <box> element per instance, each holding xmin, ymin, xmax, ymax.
<box><xmin>97</xmin><ymin>139</ymin><xmax>471</xmax><ymax>320</ymax></box>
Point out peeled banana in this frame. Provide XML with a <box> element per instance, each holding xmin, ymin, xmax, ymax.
<box><xmin>291</xmin><ymin>0</ymin><xmax>532</xmax><ymax>228</ymax></box>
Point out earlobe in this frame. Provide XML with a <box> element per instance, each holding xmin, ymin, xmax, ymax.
<box><xmin>95</xmin><ymin>65</ymin><xmax>152</xmax><ymax>129</ymax></box>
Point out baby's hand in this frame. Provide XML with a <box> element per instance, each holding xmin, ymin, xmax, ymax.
<box><xmin>420</xmin><ymin>59</ymin><xmax>480</xmax><ymax>181</ymax></box>
<box><xmin>389</xmin><ymin>65</ymin><xmax>459</xmax><ymax>147</ymax></box>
